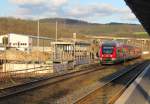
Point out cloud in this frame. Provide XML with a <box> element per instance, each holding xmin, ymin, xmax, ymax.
<box><xmin>118</xmin><ymin>8</ymin><xmax>137</xmax><ymax>21</ymax></box>
<box><xmin>9</xmin><ymin>0</ymin><xmax>69</xmax><ymax>18</ymax></box>
<box><xmin>66</xmin><ymin>4</ymin><xmax>133</xmax><ymax>18</ymax></box>
<box><xmin>10</xmin><ymin>0</ymin><xmax>68</xmax><ymax>6</ymax></box>
<box><xmin>10</xmin><ymin>0</ymin><xmax>45</xmax><ymax>5</ymax></box>
<box><xmin>63</xmin><ymin>3</ymin><xmax>138</xmax><ymax>23</ymax></box>
<box><xmin>9</xmin><ymin>0</ymin><xmax>138</xmax><ymax>23</ymax></box>
<box><xmin>50</xmin><ymin>0</ymin><xmax>68</xmax><ymax>7</ymax></box>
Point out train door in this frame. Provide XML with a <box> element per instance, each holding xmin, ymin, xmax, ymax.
<box><xmin>117</xmin><ymin>47</ymin><xmax>123</xmax><ymax>60</ymax></box>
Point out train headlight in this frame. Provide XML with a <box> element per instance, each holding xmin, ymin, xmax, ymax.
<box><xmin>112</xmin><ymin>58</ymin><xmax>116</xmax><ymax>61</ymax></box>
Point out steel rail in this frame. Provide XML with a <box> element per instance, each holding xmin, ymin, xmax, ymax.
<box><xmin>0</xmin><ymin>64</ymin><xmax>105</xmax><ymax>100</ymax></box>
<box><xmin>73</xmin><ymin>61</ymin><xmax>149</xmax><ymax>104</ymax></box>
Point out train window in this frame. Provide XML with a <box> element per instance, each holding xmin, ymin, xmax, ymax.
<box><xmin>122</xmin><ymin>48</ymin><xmax>126</xmax><ymax>53</ymax></box>
<box><xmin>117</xmin><ymin>49</ymin><xmax>120</xmax><ymax>53</ymax></box>
<box><xmin>102</xmin><ymin>47</ymin><xmax>114</xmax><ymax>54</ymax></box>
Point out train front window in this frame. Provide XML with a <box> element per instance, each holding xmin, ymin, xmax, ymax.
<box><xmin>102</xmin><ymin>47</ymin><xmax>114</xmax><ymax>54</ymax></box>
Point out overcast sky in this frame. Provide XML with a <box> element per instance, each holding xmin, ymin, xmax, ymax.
<box><xmin>0</xmin><ymin>0</ymin><xmax>139</xmax><ymax>24</ymax></box>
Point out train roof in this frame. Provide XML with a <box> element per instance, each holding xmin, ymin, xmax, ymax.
<box><xmin>101</xmin><ymin>41</ymin><xmax>141</xmax><ymax>49</ymax></box>
<box><xmin>101</xmin><ymin>41</ymin><xmax>122</xmax><ymax>47</ymax></box>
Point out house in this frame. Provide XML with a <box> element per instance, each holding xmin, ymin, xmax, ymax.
<box><xmin>0</xmin><ymin>33</ymin><xmax>53</xmax><ymax>52</ymax></box>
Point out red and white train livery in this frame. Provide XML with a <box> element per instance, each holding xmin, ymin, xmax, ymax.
<box><xmin>99</xmin><ymin>41</ymin><xmax>141</xmax><ymax>64</ymax></box>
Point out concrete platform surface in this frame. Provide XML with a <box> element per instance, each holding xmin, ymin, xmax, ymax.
<box><xmin>115</xmin><ymin>64</ymin><xmax>150</xmax><ymax>104</ymax></box>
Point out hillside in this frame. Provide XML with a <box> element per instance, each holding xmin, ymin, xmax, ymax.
<box><xmin>0</xmin><ymin>17</ymin><xmax>148</xmax><ymax>38</ymax></box>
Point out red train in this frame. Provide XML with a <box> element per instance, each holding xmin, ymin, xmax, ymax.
<box><xmin>99</xmin><ymin>41</ymin><xmax>141</xmax><ymax>64</ymax></box>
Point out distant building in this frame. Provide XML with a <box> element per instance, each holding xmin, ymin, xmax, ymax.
<box><xmin>0</xmin><ymin>33</ymin><xmax>54</xmax><ymax>52</ymax></box>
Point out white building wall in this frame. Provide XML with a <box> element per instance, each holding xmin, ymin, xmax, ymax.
<box><xmin>9</xmin><ymin>33</ymin><xmax>30</xmax><ymax>48</ymax></box>
<box><xmin>7</xmin><ymin>33</ymin><xmax>32</xmax><ymax>51</ymax></box>
<box><xmin>0</xmin><ymin>33</ymin><xmax>52</xmax><ymax>52</ymax></box>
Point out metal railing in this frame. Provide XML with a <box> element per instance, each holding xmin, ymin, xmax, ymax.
<box><xmin>0</xmin><ymin>65</ymin><xmax>53</xmax><ymax>81</ymax></box>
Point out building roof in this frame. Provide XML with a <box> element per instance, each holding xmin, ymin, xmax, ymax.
<box><xmin>51</xmin><ymin>41</ymin><xmax>90</xmax><ymax>46</ymax></box>
<box><xmin>9</xmin><ymin>33</ymin><xmax>54</xmax><ymax>40</ymax></box>
<box><xmin>102</xmin><ymin>41</ymin><xmax>122</xmax><ymax>47</ymax></box>
<box><xmin>75</xmin><ymin>41</ymin><xmax>91</xmax><ymax>46</ymax></box>
<box><xmin>125</xmin><ymin>0</ymin><xmax>150</xmax><ymax>36</ymax></box>
<box><xmin>51</xmin><ymin>42</ymin><xmax>74</xmax><ymax>45</ymax></box>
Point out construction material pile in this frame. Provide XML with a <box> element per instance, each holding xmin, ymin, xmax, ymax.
<box><xmin>0</xmin><ymin>50</ymin><xmax>52</xmax><ymax>62</ymax></box>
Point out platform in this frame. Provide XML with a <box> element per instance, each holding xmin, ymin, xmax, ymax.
<box><xmin>115</xmin><ymin>64</ymin><xmax>150</xmax><ymax>104</ymax></box>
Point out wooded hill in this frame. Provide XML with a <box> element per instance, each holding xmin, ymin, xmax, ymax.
<box><xmin>0</xmin><ymin>17</ymin><xmax>148</xmax><ymax>39</ymax></box>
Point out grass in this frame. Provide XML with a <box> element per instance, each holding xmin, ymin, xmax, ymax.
<box><xmin>133</xmin><ymin>32</ymin><xmax>148</xmax><ymax>35</ymax></box>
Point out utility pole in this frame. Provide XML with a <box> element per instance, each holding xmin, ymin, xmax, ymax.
<box><xmin>55</xmin><ymin>20</ymin><xmax>58</xmax><ymax>42</ymax></box>
<box><xmin>37</xmin><ymin>18</ymin><xmax>40</xmax><ymax>48</ymax></box>
<box><xmin>37</xmin><ymin>18</ymin><xmax>40</xmax><ymax>63</ymax></box>
<box><xmin>54</xmin><ymin>20</ymin><xmax>58</xmax><ymax>62</ymax></box>
<box><xmin>73</xmin><ymin>33</ymin><xmax>76</xmax><ymax>69</ymax></box>
<box><xmin>123</xmin><ymin>39</ymin><xmax>126</xmax><ymax>65</ymax></box>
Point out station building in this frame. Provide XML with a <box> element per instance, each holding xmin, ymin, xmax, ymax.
<box><xmin>51</xmin><ymin>41</ymin><xmax>91</xmax><ymax>63</ymax></box>
<box><xmin>51</xmin><ymin>41</ymin><xmax>91</xmax><ymax>72</ymax></box>
<box><xmin>0</xmin><ymin>33</ymin><xmax>53</xmax><ymax>52</ymax></box>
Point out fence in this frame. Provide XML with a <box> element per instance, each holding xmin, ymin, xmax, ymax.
<box><xmin>0</xmin><ymin>65</ymin><xmax>53</xmax><ymax>82</ymax></box>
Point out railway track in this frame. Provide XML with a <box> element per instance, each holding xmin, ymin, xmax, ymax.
<box><xmin>0</xmin><ymin>64</ymin><xmax>106</xmax><ymax>100</ymax></box>
<box><xmin>73</xmin><ymin>61</ymin><xmax>150</xmax><ymax>104</ymax></box>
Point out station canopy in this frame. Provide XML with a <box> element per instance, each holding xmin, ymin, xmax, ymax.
<box><xmin>125</xmin><ymin>0</ymin><xmax>150</xmax><ymax>36</ymax></box>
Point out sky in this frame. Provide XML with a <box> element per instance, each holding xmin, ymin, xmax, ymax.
<box><xmin>0</xmin><ymin>0</ymin><xmax>140</xmax><ymax>24</ymax></box>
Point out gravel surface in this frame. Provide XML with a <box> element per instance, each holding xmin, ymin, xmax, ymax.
<box><xmin>0</xmin><ymin>58</ymin><xmax>144</xmax><ymax>104</ymax></box>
